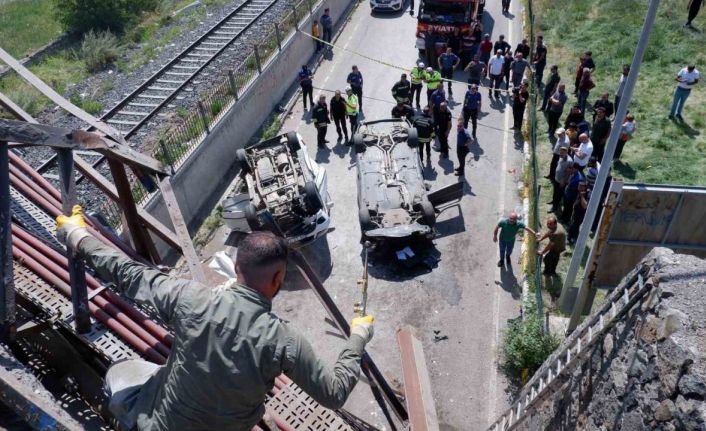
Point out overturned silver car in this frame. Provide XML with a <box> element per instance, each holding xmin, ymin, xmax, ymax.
<box><xmin>353</xmin><ymin>119</ymin><xmax>462</xmax><ymax>244</ymax></box>
<box><xmin>222</xmin><ymin>132</ymin><xmax>332</xmax><ymax>244</ymax></box>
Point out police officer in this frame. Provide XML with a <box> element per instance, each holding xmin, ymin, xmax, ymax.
<box><xmin>425</xmin><ymin>66</ymin><xmax>442</xmax><ymax>105</ymax></box>
<box><xmin>391</xmin><ymin>73</ymin><xmax>411</xmax><ymax>105</ymax></box>
<box><xmin>329</xmin><ymin>90</ymin><xmax>348</xmax><ymax>142</ymax></box>
<box><xmin>299</xmin><ymin>65</ymin><xmax>314</xmax><ymax>110</ymax></box>
<box><xmin>455</xmin><ymin>118</ymin><xmax>473</xmax><ymax>177</ymax></box>
<box><xmin>437</xmin><ymin>47</ymin><xmax>460</xmax><ymax>95</ymax></box>
<box><xmin>344</xmin><ymin>86</ymin><xmax>359</xmax><ymax>139</ymax></box>
<box><xmin>410</xmin><ymin>62</ymin><xmax>426</xmax><ymax>108</ymax></box>
<box><xmin>347</xmin><ymin>65</ymin><xmax>364</xmax><ymax>110</ymax></box>
<box><xmin>312</xmin><ymin>95</ymin><xmax>331</xmax><ymax>148</ymax></box>
<box><xmin>391</xmin><ymin>101</ymin><xmax>414</xmax><ymax>122</ymax></box>
<box><xmin>412</xmin><ymin>106</ymin><xmax>435</xmax><ymax>163</ymax></box>
<box><xmin>462</xmin><ymin>84</ymin><xmax>482</xmax><ymax>138</ymax></box>
<box><xmin>435</xmin><ymin>101</ymin><xmax>452</xmax><ymax>157</ymax></box>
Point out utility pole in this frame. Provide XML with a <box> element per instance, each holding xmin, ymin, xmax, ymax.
<box><xmin>559</xmin><ymin>0</ymin><xmax>661</xmax><ymax>332</ymax></box>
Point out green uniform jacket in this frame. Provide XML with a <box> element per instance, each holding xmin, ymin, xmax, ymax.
<box><xmin>78</xmin><ymin>237</ymin><xmax>366</xmax><ymax>431</ymax></box>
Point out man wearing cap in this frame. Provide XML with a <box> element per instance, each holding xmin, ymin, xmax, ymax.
<box><xmin>412</xmin><ymin>106</ymin><xmax>435</xmax><ymax>164</ymax></box>
<box><xmin>462</xmin><ymin>84</ymin><xmax>481</xmax><ymax>137</ymax></box>
<box><xmin>391</xmin><ymin>73</ymin><xmax>411</xmax><ymax>105</ymax></box>
<box><xmin>425</xmin><ymin>66</ymin><xmax>442</xmax><ymax>105</ymax></box>
<box><xmin>347</xmin><ymin>65</ymin><xmax>364</xmax><ymax>110</ymax></box>
<box><xmin>464</xmin><ymin>59</ymin><xmax>485</xmax><ymax>87</ymax></box>
<box><xmin>438</xmin><ymin>47</ymin><xmax>460</xmax><ymax>95</ymax></box>
<box><xmin>410</xmin><ymin>63</ymin><xmax>426</xmax><ymax>108</ymax></box>
<box><xmin>479</xmin><ymin>34</ymin><xmax>493</xmax><ymax>76</ymax></box>
<box><xmin>669</xmin><ymin>64</ymin><xmax>700</xmax><ymax>120</ymax></box>
<box><xmin>488</xmin><ymin>50</ymin><xmax>505</xmax><ymax>98</ymax></box>
<box><xmin>344</xmin><ymin>87</ymin><xmax>359</xmax><ymax>139</ymax></box>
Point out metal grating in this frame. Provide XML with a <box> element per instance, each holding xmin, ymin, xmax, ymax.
<box><xmin>268</xmin><ymin>383</ymin><xmax>352</xmax><ymax>431</ymax></box>
<box><xmin>10</xmin><ymin>187</ymin><xmax>62</xmax><ymax>248</ymax></box>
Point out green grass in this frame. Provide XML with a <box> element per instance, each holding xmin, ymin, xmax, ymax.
<box><xmin>0</xmin><ymin>0</ymin><xmax>63</xmax><ymax>58</ymax></box>
<box><xmin>533</xmin><ymin>0</ymin><xmax>706</xmax><ymax>187</ymax></box>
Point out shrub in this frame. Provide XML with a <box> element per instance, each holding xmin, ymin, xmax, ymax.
<box><xmin>502</xmin><ymin>300</ymin><xmax>560</xmax><ymax>382</ymax></box>
<box><xmin>78</xmin><ymin>30</ymin><xmax>120</xmax><ymax>71</ymax></box>
<box><xmin>54</xmin><ymin>0</ymin><xmax>160</xmax><ymax>34</ymax></box>
<box><xmin>69</xmin><ymin>92</ymin><xmax>104</xmax><ymax>114</ymax></box>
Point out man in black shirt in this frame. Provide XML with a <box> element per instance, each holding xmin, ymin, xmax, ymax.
<box><xmin>589</xmin><ymin>107</ymin><xmax>611</xmax><ymax>160</ymax></box>
<box><xmin>435</xmin><ymin>102</ymin><xmax>452</xmax><ymax>157</ymax></box>
<box><xmin>329</xmin><ymin>90</ymin><xmax>348</xmax><ymax>142</ymax></box>
<box><xmin>412</xmin><ymin>106</ymin><xmax>435</xmax><ymax>163</ymax></box>
<box><xmin>512</xmin><ymin>84</ymin><xmax>529</xmax><ymax>129</ymax></box>
<box><xmin>590</xmin><ymin>92</ymin><xmax>615</xmax><ymax>121</ymax></box>
<box><xmin>532</xmin><ymin>35</ymin><xmax>547</xmax><ymax>85</ymax></box>
<box><xmin>312</xmin><ymin>95</ymin><xmax>330</xmax><ymax>148</ymax></box>
<box><xmin>564</xmin><ymin>105</ymin><xmax>585</xmax><ymax>129</ymax></box>
<box><xmin>514</xmin><ymin>39</ymin><xmax>530</xmax><ymax>59</ymax></box>
<box><xmin>391</xmin><ymin>101</ymin><xmax>414</xmax><ymax>121</ymax></box>
<box><xmin>391</xmin><ymin>74</ymin><xmax>411</xmax><ymax>105</ymax></box>
<box><xmin>493</xmin><ymin>35</ymin><xmax>511</xmax><ymax>55</ymax></box>
<box><xmin>540</xmin><ymin>65</ymin><xmax>560</xmax><ymax>111</ymax></box>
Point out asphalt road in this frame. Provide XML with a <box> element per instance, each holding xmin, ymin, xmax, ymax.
<box><xmin>268</xmin><ymin>1</ymin><xmax>525</xmax><ymax>429</ymax></box>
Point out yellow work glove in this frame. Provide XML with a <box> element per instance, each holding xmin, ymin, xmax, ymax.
<box><xmin>351</xmin><ymin>315</ymin><xmax>374</xmax><ymax>344</ymax></box>
<box><xmin>56</xmin><ymin>205</ymin><xmax>90</xmax><ymax>249</ymax></box>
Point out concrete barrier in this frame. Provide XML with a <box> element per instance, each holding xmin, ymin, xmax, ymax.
<box><xmin>144</xmin><ymin>0</ymin><xmax>357</xmax><ymax>257</ymax></box>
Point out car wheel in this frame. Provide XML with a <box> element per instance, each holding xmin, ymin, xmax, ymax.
<box><xmin>236</xmin><ymin>149</ymin><xmax>252</xmax><ymax>174</ymax></box>
<box><xmin>407</xmin><ymin>127</ymin><xmax>419</xmax><ymax>148</ymax></box>
<box><xmin>286</xmin><ymin>131</ymin><xmax>301</xmax><ymax>153</ymax></box>
<box><xmin>303</xmin><ymin>181</ymin><xmax>324</xmax><ymax>213</ymax></box>
<box><xmin>420</xmin><ymin>199</ymin><xmax>436</xmax><ymax>227</ymax></box>
<box><xmin>359</xmin><ymin>207</ymin><xmax>372</xmax><ymax>230</ymax></box>
<box><xmin>244</xmin><ymin>203</ymin><xmax>261</xmax><ymax>231</ymax></box>
<box><xmin>353</xmin><ymin>134</ymin><xmax>366</xmax><ymax>153</ymax></box>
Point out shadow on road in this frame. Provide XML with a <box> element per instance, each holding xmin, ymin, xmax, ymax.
<box><xmin>284</xmin><ymin>236</ymin><xmax>334</xmax><ymax>289</ymax></box>
<box><xmin>435</xmin><ymin>203</ymin><xmax>466</xmax><ymax>239</ymax></box>
<box><xmin>498</xmin><ymin>263</ymin><xmax>521</xmax><ymax>300</ymax></box>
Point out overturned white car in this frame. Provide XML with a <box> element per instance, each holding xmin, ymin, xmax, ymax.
<box><xmin>222</xmin><ymin>132</ymin><xmax>332</xmax><ymax>244</ymax></box>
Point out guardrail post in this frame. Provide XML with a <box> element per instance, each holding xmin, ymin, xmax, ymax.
<box><xmin>158</xmin><ymin>139</ymin><xmax>175</xmax><ymax>175</ymax></box>
<box><xmin>197</xmin><ymin>102</ymin><xmax>210</xmax><ymax>134</ymax></box>
<box><xmin>274</xmin><ymin>23</ymin><xmax>282</xmax><ymax>51</ymax></box>
<box><xmin>253</xmin><ymin>46</ymin><xmax>262</xmax><ymax>73</ymax></box>
<box><xmin>228</xmin><ymin>70</ymin><xmax>239</xmax><ymax>101</ymax></box>
<box><xmin>0</xmin><ymin>141</ymin><xmax>16</xmax><ymax>341</ymax></box>
<box><xmin>292</xmin><ymin>4</ymin><xmax>299</xmax><ymax>29</ymax></box>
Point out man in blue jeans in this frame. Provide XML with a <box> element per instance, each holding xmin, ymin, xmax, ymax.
<box><xmin>493</xmin><ymin>212</ymin><xmax>537</xmax><ymax>268</ymax></box>
<box><xmin>669</xmin><ymin>64</ymin><xmax>700</xmax><ymax>120</ymax></box>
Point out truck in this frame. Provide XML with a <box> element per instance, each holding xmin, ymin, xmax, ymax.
<box><xmin>415</xmin><ymin>0</ymin><xmax>484</xmax><ymax>57</ymax></box>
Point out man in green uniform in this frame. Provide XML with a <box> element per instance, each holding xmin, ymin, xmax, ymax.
<box><xmin>410</xmin><ymin>62</ymin><xmax>426</xmax><ymax>108</ymax></box>
<box><xmin>56</xmin><ymin>206</ymin><xmax>374</xmax><ymax>431</ymax></box>
<box><xmin>425</xmin><ymin>66</ymin><xmax>442</xmax><ymax>106</ymax></box>
<box><xmin>492</xmin><ymin>211</ymin><xmax>536</xmax><ymax>268</ymax></box>
<box><xmin>344</xmin><ymin>86</ymin><xmax>360</xmax><ymax>139</ymax></box>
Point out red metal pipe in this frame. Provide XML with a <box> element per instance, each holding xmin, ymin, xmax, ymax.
<box><xmin>11</xmin><ymin>225</ymin><xmax>172</xmax><ymax>347</ymax></box>
<box><xmin>12</xmin><ymin>234</ymin><xmax>170</xmax><ymax>359</ymax></box>
<box><xmin>8</xmin><ymin>151</ymin><xmax>62</xmax><ymax>202</ymax></box>
<box><xmin>11</xmin><ymin>246</ymin><xmax>166</xmax><ymax>364</ymax></box>
<box><xmin>9</xmin><ymin>164</ymin><xmax>62</xmax><ymax>209</ymax></box>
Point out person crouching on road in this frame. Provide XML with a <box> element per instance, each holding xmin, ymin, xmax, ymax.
<box><xmin>312</xmin><ymin>95</ymin><xmax>331</xmax><ymax>148</ymax></box>
<box><xmin>391</xmin><ymin>101</ymin><xmax>414</xmax><ymax>122</ymax></box>
<box><xmin>344</xmin><ymin>86</ymin><xmax>359</xmax><ymax>140</ymax></box>
<box><xmin>329</xmin><ymin>90</ymin><xmax>348</xmax><ymax>142</ymax></box>
<box><xmin>56</xmin><ymin>207</ymin><xmax>374</xmax><ymax>431</ymax></box>
<box><xmin>493</xmin><ymin>212</ymin><xmax>537</xmax><ymax>269</ymax></box>
<box><xmin>454</xmin><ymin>118</ymin><xmax>473</xmax><ymax>177</ymax></box>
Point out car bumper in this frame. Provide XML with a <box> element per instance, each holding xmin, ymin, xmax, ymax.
<box><xmin>370</xmin><ymin>0</ymin><xmax>403</xmax><ymax>11</ymax></box>
<box><xmin>289</xmin><ymin>209</ymin><xmax>332</xmax><ymax>245</ymax></box>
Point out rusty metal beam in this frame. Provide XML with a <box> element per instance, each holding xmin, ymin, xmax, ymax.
<box><xmin>0</xmin><ymin>141</ymin><xmax>16</xmax><ymax>339</ymax></box>
<box><xmin>397</xmin><ymin>326</ymin><xmax>439</xmax><ymax>431</ymax></box>
<box><xmin>157</xmin><ymin>177</ymin><xmax>206</xmax><ymax>283</ymax></box>
<box><xmin>0</xmin><ymin>119</ymin><xmax>167</xmax><ymax>176</ymax></box>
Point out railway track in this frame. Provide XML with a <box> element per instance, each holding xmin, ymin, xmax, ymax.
<box><xmin>37</xmin><ymin>0</ymin><xmax>277</xmax><ymax>176</ymax></box>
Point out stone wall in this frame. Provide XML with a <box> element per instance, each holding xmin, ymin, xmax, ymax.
<box><xmin>517</xmin><ymin>248</ymin><xmax>706</xmax><ymax>430</ymax></box>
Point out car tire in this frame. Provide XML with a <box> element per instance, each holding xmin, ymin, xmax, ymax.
<box><xmin>353</xmin><ymin>134</ymin><xmax>366</xmax><ymax>153</ymax></box>
<box><xmin>236</xmin><ymin>149</ymin><xmax>252</xmax><ymax>174</ymax></box>
<box><xmin>420</xmin><ymin>199</ymin><xmax>436</xmax><ymax>227</ymax></box>
<box><xmin>359</xmin><ymin>207</ymin><xmax>373</xmax><ymax>230</ymax></box>
<box><xmin>244</xmin><ymin>203</ymin><xmax>260</xmax><ymax>231</ymax></box>
<box><xmin>303</xmin><ymin>181</ymin><xmax>324</xmax><ymax>213</ymax></box>
<box><xmin>407</xmin><ymin>127</ymin><xmax>419</xmax><ymax>148</ymax></box>
<box><xmin>286</xmin><ymin>131</ymin><xmax>301</xmax><ymax>153</ymax></box>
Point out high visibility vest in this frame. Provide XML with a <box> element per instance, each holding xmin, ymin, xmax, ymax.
<box><xmin>426</xmin><ymin>71</ymin><xmax>442</xmax><ymax>90</ymax></box>
<box><xmin>410</xmin><ymin>68</ymin><xmax>425</xmax><ymax>85</ymax></box>
<box><xmin>346</xmin><ymin>94</ymin><xmax>359</xmax><ymax>115</ymax></box>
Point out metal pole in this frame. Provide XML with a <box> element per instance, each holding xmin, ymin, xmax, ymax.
<box><xmin>158</xmin><ymin>139</ymin><xmax>175</xmax><ymax>175</ymax></box>
<box><xmin>197</xmin><ymin>102</ymin><xmax>210</xmax><ymax>134</ymax></box>
<box><xmin>253</xmin><ymin>46</ymin><xmax>262</xmax><ymax>73</ymax></box>
<box><xmin>559</xmin><ymin>0</ymin><xmax>661</xmax><ymax>326</ymax></box>
<box><xmin>228</xmin><ymin>70</ymin><xmax>239</xmax><ymax>101</ymax></box>
<box><xmin>274</xmin><ymin>23</ymin><xmax>283</xmax><ymax>51</ymax></box>
<box><xmin>291</xmin><ymin>4</ymin><xmax>299</xmax><ymax>30</ymax></box>
<box><xmin>56</xmin><ymin>149</ymin><xmax>92</xmax><ymax>334</ymax></box>
<box><xmin>0</xmin><ymin>142</ymin><xmax>16</xmax><ymax>340</ymax></box>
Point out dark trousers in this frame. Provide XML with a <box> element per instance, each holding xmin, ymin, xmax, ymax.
<box><xmin>540</xmin><ymin>86</ymin><xmax>553</xmax><ymax>110</ymax></box>
<box><xmin>301</xmin><ymin>84</ymin><xmax>313</xmax><ymax>108</ymax></box>
<box><xmin>456</xmin><ymin>145</ymin><xmax>469</xmax><ymax>175</ymax></box>
<box><xmin>687</xmin><ymin>0</ymin><xmax>703</xmax><ymax>24</ymax></box>
<box><xmin>615</xmin><ymin>138</ymin><xmax>627</xmax><ymax>159</ymax></box>
<box><xmin>323</xmin><ymin>28</ymin><xmax>332</xmax><ymax>43</ymax></box>
<box><xmin>437</xmin><ymin>130</ymin><xmax>449</xmax><ymax>155</ymax></box>
<box><xmin>513</xmin><ymin>107</ymin><xmax>524</xmax><ymax>129</ymax></box>
<box><xmin>503</xmin><ymin>70</ymin><xmax>511</xmax><ymax>89</ymax></box>
<box><xmin>411</xmin><ymin>83</ymin><xmax>423</xmax><ymax>107</ymax></box>
<box><xmin>316</xmin><ymin>125</ymin><xmax>327</xmax><ymax>146</ymax></box>
<box><xmin>535</xmin><ymin>62</ymin><xmax>546</xmax><ymax>86</ymax></box>
<box><xmin>502</xmin><ymin>0</ymin><xmax>511</xmax><ymax>11</ymax></box>
<box><xmin>547</xmin><ymin>110</ymin><xmax>561</xmax><ymax>134</ymax></box>
<box><xmin>489</xmin><ymin>74</ymin><xmax>503</xmax><ymax>97</ymax></box>
<box><xmin>568</xmin><ymin>213</ymin><xmax>584</xmax><ymax>243</ymax></box>
<box><xmin>548</xmin><ymin>153</ymin><xmax>559</xmax><ymax>179</ymax></box>
<box><xmin>543</xmin><ymin>250</ymin><xmax>561</xmax><ymax>275</ymax></box>
<box><xmin>348</xmin><ymin>114</ymin><xmax>358</xmax><ymax>136</ymax></box>
<box><xmin>551</xmin><ymin>181</ymin><xmax>564</xmax><ymax>212</ymax></box>
<box><xmin>561</xmin><ymin>196</ymin><xmax>576</xmax><ymax>224</ymax></box>
<box><xmin>315</xmin><ymin>39</ymin><xmax>322</xmax><ymax>51</ymax></box>
<box><xmin>427</xmin><ymin>88</ymin><xmax>435</xmax><ymax>105</ymax></box>
<box><xmin>463</xmin><ymin>109</ymin><xmax>478</xmax><ymax>136</ymax></box>
<box><xmin>352</xmin><ymin>86</ymin><xmax>363</xmax><ymax>109</ymax></box>
<box><xmin>578</xmin><ymin>90</ymin><xmax>590</xmax><ymax>112</ymax></box>
<box><xmin>333</xmin><ymin>115</ymin><xmax>348</xmax><ymax>139</ymax></box>
<box><xmin>418</xmin><ymin>140</ymin><xmax>431</xmax><ymax>162</ymax></box>
<box><xmin>441</xmin><ymin>68</ymin><xmax>453</xmax><ymax>93</ymax></box>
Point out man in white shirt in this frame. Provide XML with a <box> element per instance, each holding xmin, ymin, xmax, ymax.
<box><xmin>572</xmin><ymin>133</ymin><xmax>593</xmax><ymax>170</ymax></box>
<box><xmin>669</xmin><ymin>64</ymin><xmax>699</xmax><ymax>120</ymax></box>
<box><xmin>488</xmin><ymin>50</ymin><xmax>506</xmax><ymax>98</ymax></box>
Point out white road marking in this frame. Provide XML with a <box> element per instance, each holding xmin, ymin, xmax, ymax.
<box><xmin>488</xmin><ymin>5</ymin><xmax>514</xmax><ymax>424</ymax></box>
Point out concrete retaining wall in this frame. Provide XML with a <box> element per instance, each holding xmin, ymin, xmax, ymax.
<box><xmin>144</xmin><ymin>0</ymin><xmax>356</xmax><ymax>257</ymax></box>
